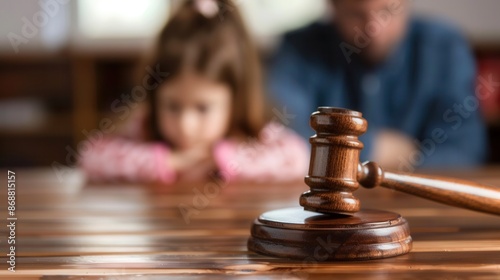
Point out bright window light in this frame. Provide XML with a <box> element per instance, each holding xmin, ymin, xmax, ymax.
<box><xmin>78</xmin><ymin>0</ymin><xmax>169</xmax><ymax>38</ymax></box>
<box><xmin>238</xmin><ymin>0</ymin><xmax>326</xmax><ymax>38</ymax></box>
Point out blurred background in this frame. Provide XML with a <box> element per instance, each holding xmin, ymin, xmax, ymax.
<box><xmin>1</xmin><ymin>0</ymin><xmax>499</xmax><ymax>168</ymax></box>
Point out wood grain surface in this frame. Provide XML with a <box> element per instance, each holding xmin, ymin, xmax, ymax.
<box><xmin>0</xmin><ymin>167</ymin><xmax>499</xmax><ymax>279</ymax></box>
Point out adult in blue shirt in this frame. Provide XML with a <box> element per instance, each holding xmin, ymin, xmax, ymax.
<box><xmin>268</xmin><ymin>0</ymin><xmax>487</xmax><ymax>171</ymax></box>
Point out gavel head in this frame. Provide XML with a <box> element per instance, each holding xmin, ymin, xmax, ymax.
<box><xmin>300</xmin><ymin>107</ymin><xmax>368</xmax><ymax>215</ymax></box>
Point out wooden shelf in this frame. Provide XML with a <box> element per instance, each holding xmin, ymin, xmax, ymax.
<box><xmin>0</xmin><ymin>113</ymin><xmax>72</xmax><ymax>137</ymax></box>
<box><xmin>0</xmin><ymin>52</ymin><xmax>142</xmax><ymax>167</ymax></box>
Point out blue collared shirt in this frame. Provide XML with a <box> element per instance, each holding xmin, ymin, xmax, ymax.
<box><xmin>268</xmin><ymin>18</ymin><xmax>487</xmax><ymax>168</ymax></box>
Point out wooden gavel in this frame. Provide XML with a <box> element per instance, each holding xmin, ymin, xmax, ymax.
<box><xmin>300</xmin><ymin>107</ymin><xmax>500</xmax><ymax>216</ymax></box>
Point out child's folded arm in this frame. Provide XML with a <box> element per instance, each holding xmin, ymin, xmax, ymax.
<box><xmin>213</xmin><ymin>123</ymin><xmax>309</xmax><ymax>182</ymax></box>
<box><xmin>78</xmin><ymin>138</ymin><xmax>177</xmax><ymax>184</ymax></box>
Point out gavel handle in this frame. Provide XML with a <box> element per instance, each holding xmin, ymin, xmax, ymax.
<box><xmin>358</xmin><ymin>162</ymin><xmax>500</xmax><ymax>215</ymax></box>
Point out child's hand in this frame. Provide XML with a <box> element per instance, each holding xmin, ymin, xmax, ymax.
<box><xmin>168</xmin><ymin>147</ymin><xmax>216</xmax><ymax>182</ymax></box>
<box><xmin>178</xmin><ymin>156</ymin><xmax>215</xmax><ymax>182</ymax></box>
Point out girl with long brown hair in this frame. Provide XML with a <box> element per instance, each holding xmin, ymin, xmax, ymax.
<box><xmin>80</xmin><ymin>0</ymin><xmax>308</xmax><ymax>183</ymax></box>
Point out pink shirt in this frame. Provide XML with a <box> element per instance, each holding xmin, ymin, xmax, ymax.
<box><xmin>79</xmin><ymin>122</ymin><xmax>309</xmax><ymax>184</ymax></box>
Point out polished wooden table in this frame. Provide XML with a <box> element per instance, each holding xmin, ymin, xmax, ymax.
<box><xmin>1</xmin><ymin>168</ymin><xmax>499</xmax><ymax>279</ymax></box>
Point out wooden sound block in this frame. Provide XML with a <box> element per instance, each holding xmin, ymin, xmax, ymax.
<box><xmin>248</xmin><ymin>207</ymin><xmax>412</xmax><ymax>261</ymax></box>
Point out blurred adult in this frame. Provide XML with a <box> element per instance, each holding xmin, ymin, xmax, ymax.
<box><xmin>268</xmin><ymin>0</ymin><xmax>487</xmax><ymax>171</ymax></box>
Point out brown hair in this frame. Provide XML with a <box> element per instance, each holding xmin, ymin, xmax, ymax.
<box><xmin>145</xmin><ymin>0</ymin><xmax>268</xmax><ymax>143</ymax></box>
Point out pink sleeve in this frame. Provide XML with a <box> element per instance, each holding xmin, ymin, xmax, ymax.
<box><xmin>79</xmin><ymin>137</ymin><xmax>176</xmax><ymax>184</ymax></box>
<box><xmin>213</xmin><ymin>122</ymin><xmax>309</xmax><ymax>182</ymax></box>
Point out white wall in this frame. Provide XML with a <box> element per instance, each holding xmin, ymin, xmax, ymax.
<box><xmin>0</xmin><ymin>0</ymin><xmax>71</xmax><ymax>54</ymax></box>
<box><xmin>0</xmin><ymin>0</ymin><xmax>499</xmax><ymax>55</ymax></box>
<box><xmin>412</xmin><ymin>0</ymin><xmax>500</xmax><ymax>43</ymax></box>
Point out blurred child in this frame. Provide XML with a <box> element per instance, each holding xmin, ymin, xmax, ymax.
<box><xmin>79</xmin><ymin>0</ymin><xmax>309</xmax><ymax>184</ymax></box>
